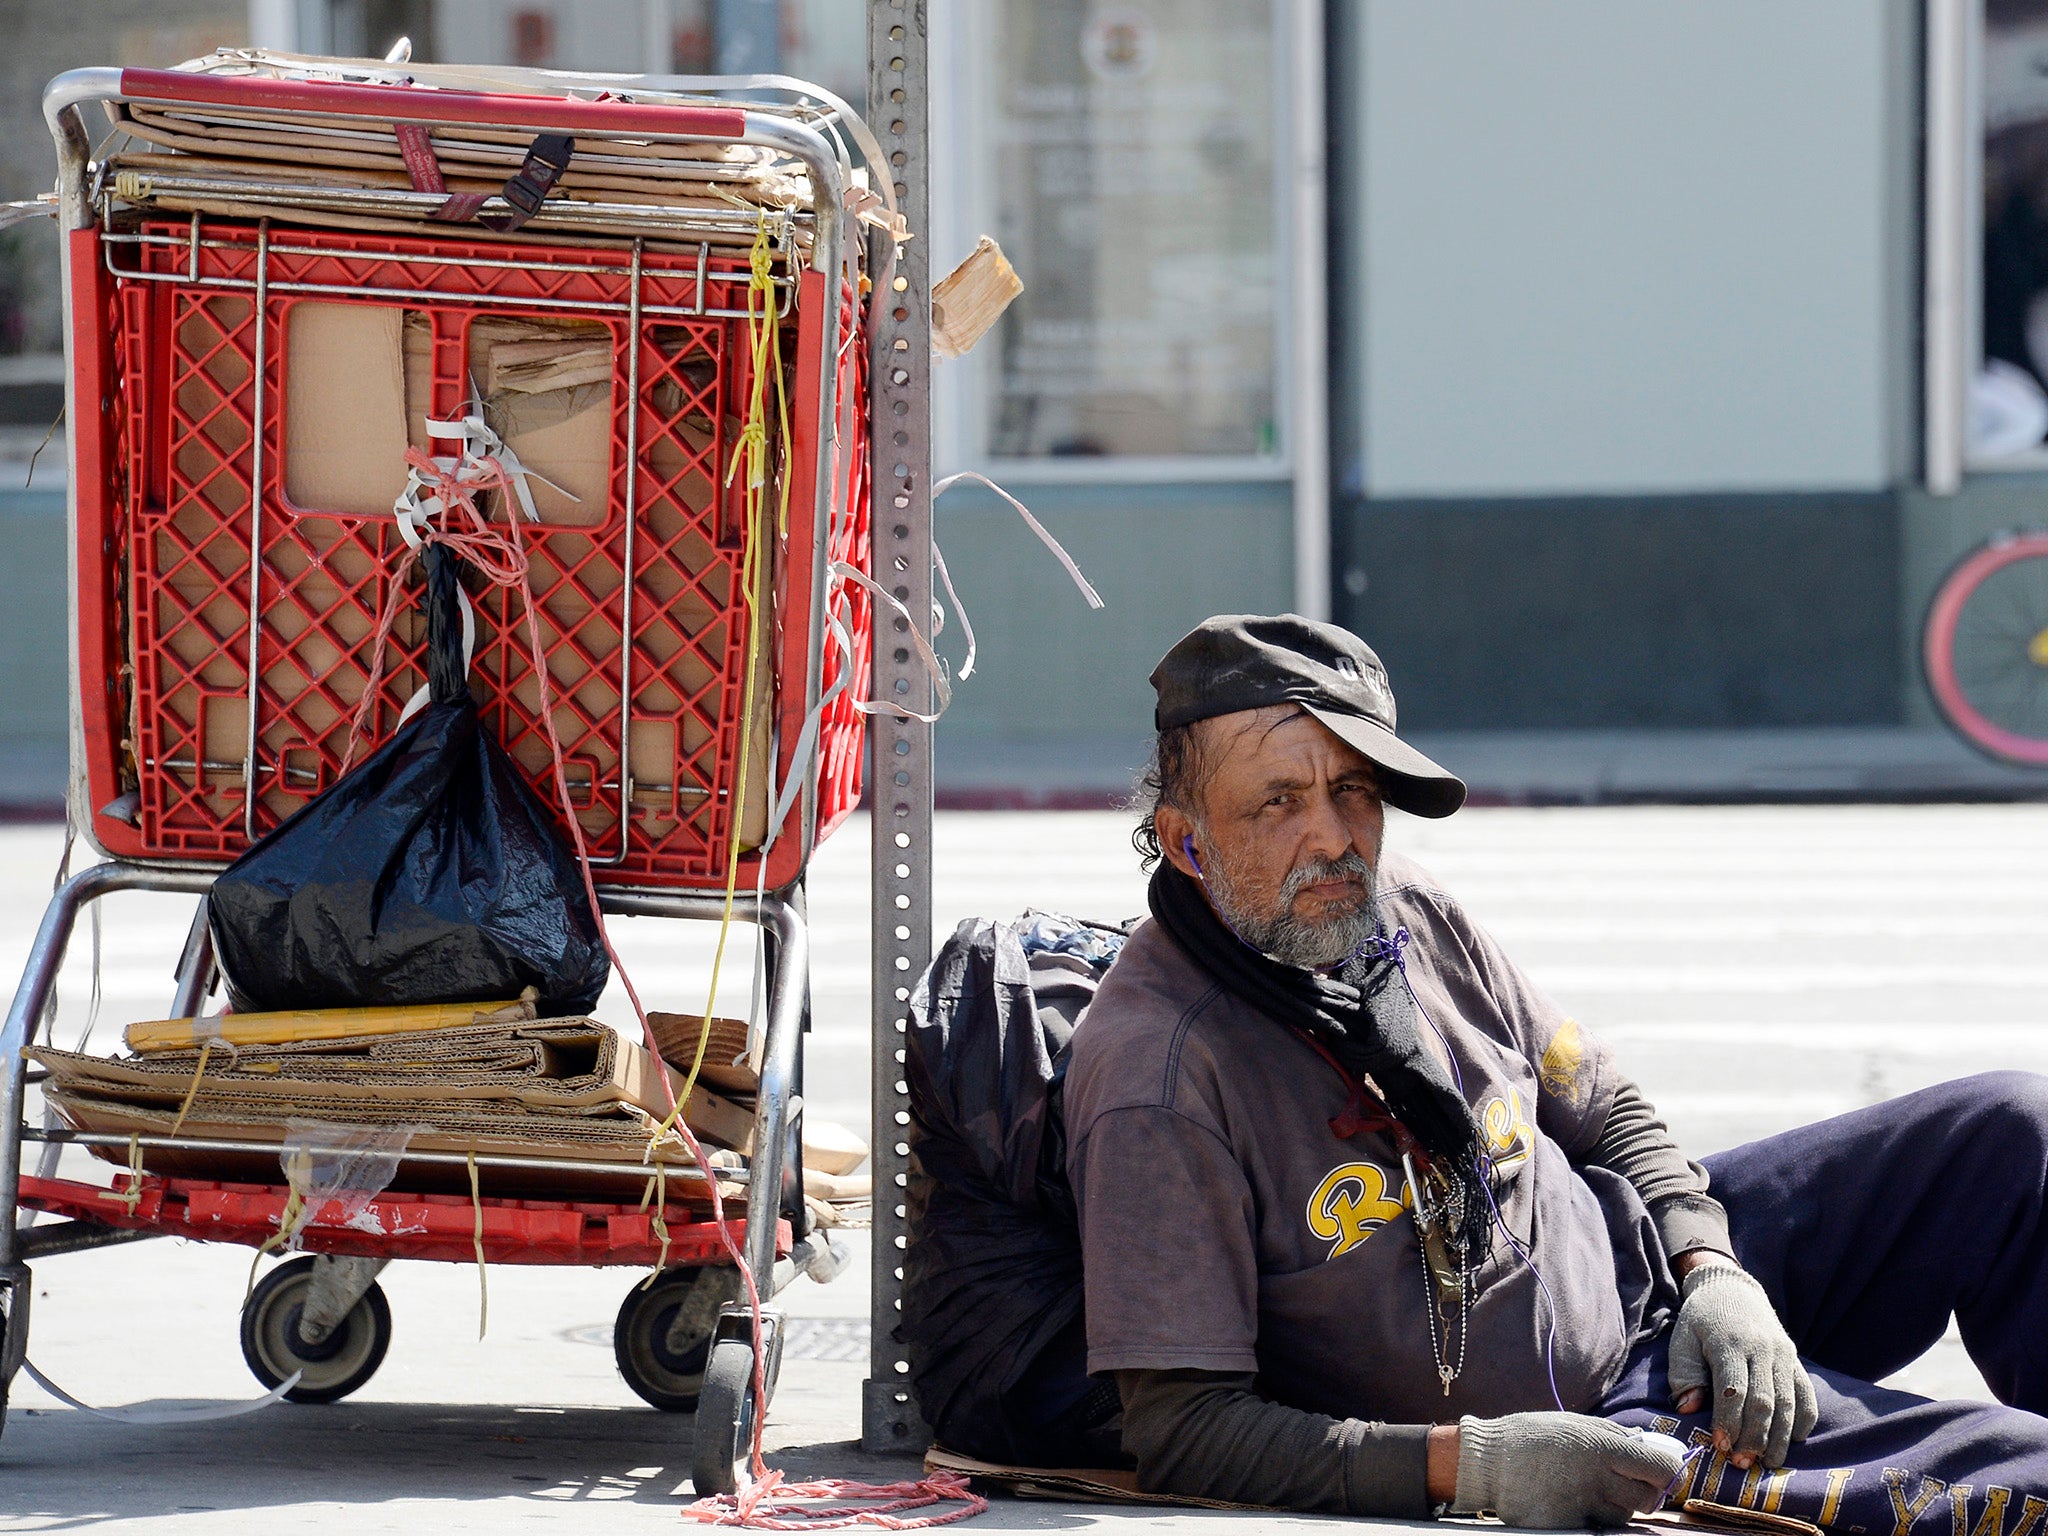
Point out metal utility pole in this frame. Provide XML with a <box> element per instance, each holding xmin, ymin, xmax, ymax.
<box><xmin>862</xmin><ymin>0</ymin><xmax>934</xmax><ymax>1456</ymax></box>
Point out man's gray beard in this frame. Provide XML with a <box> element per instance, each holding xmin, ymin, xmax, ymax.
<box><xmin>1204</xmin><ymin>849</ymin><xmax>1378</xmax><ymax>970</ymax></box>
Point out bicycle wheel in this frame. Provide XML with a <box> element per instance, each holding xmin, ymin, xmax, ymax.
<box><xmin>1923</xmin><ymin>530</ymin><xmax>2048</xmax><ymax>765</ymax></box>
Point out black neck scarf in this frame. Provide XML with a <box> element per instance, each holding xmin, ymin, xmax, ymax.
<box><xmin>1148</xmin><ymin>861</ymin><xmax>1491</xmax><ymax>1260</ymax></box>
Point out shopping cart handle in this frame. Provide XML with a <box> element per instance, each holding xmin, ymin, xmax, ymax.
<box><xmin>115</xmin><ymin>67</ymin><xmax>750</xmax><ymax>143</ymax></box>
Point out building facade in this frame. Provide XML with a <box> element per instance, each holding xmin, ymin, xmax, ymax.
<box><xmin>2</xmin><ymin>0</ymin><xmax>2043</xmax><ymax>811</ymax></box>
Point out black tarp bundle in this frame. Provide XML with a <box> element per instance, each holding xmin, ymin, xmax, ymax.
<box><xmin>208</xmin><ymin>544</ymin><xmax>610</xmax><ymax>1016</ymax></box>
<box><xmin>901</xmin><ymin>913</ymin><xmax>1127</xmax><ymax>1467</ymax></box>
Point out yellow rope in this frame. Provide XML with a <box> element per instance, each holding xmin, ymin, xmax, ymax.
<box><xmin>245</xmin><ymin>1146</ymin><xmax>310</xmax><ymax>1303</ymax></box>
<box><xmin>468</xmin><ymin>1152</ymin><xmax>488</xmax><ymax>1340</ymax></box>
<box><xmin>650</xmin><ymin>216</ymin><xmax>780</xmax><ymax>1155</ymax></box>
<box><xmin>639</xmin><ymin>1159</ymin><xmax>673</xmax><ymax>1290</ymax></box>
<box><xmin>166</xmin><ymin>1041</ymin><xmax>212</xmax><ymax>1139</ymax></box>
<box><xmin>764</xmin><ymin>218</ymin><xmax>794</xmax><ymax>539</ymax></box>
<box><xmin>103</xmin><ymin>1133</ymin><xmax>144</xmax><ymax>1217</ymax></box>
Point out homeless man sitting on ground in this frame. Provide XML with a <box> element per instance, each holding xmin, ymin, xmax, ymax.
<box><xmin>1065</xmin><ymin>613</ymin><xmax>2048</xmax><ymax>1529</ymax></box>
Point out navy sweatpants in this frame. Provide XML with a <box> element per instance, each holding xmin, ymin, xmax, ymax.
<box><xmin>1599</xmin><ymin>1071</ymin><xmax>2048</xmax><ymax>1536</ymax></box>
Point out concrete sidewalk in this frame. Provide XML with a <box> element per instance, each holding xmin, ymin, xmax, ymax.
<box><xmin>0</xmin><ymin>1230</ymin><xmax>1353</xmax><ymax>1533</ymax></box>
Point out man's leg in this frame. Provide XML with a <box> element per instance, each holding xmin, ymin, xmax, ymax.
<box><xmin>1596</xmin><ymin>1072</ymin><xmax>2048</xmax><ymax>1531</ymax></box>
<box><xmin>1702</xmin><ymin>1070</ymin><xmax>2048</xmax><ymax>1410</ymax></box>
<box><xmin>1604</xmin><ymin>1344</ymin><xmax>2048</xmax><ymax>1536</ymax></box>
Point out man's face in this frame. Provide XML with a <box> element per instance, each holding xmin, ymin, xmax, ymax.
<box><xmin>1159</xmin><ymin>706</ymin><xmax>1387</xmax><ymax>968</ymax></box>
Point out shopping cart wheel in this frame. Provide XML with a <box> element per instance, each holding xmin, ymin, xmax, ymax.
<box><xmin>690</xmin><ymin>1336</ymin><xmax>758</xmax><ymax>1497</ymax></box>
<box><xmin>0</xmin><ymin>1260</ymin><xmax>26</xmax><ymax>1443</ymax></box>
<box><xmin>612</xmin><ymin>1265</ymin><xmax>741</xmax><ymax>1412</ymax></box>
<box><xmin>240</xmin><ymin>1255</ymin><xmax>393</xmax><ymax>1404</ymax></box>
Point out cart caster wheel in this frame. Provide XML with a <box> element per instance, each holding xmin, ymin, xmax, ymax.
<box><xmin>1</xmin><ymin>1261</ymin><xmax>26</xmax><ymax>1442</ymax></box>
<box><xmin>613</xmin><ymin>1265</ymin><xmax>742</xmax><ymax>1412</ymax></box>
<box><xmin>240</xmin><ymin>1255</ymin><xmax>392</xmax><ymax>1404</ymax></box>
<box><xmin>690</xmin><ymin>1337</ymin><xmax>758</xmax><ymax>1497</ymax></box>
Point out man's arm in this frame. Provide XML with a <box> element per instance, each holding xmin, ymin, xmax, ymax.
<box><xmin>1577</xmin><ymin>1074</ymin><xmax>1817</xmax><ymax>1464</ymax></box>
<box><xmin>1117</xmin><ymin>1371</ymin><xmax>1681</xmax><ymax>1525</ymax></box>
<box><xmin>1115</xmin><ymin>1369</ymin><xmax>1434</xmax><ymax>1515</ymax></box>
<box><xmin>1577</xmin><ymin>1075</ymin><xmax>1736</xmax><ymax>1264</ymax></box>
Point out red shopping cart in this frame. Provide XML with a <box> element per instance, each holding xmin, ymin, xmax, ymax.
<box><xmin>2</xmin><ymin>50</ymin><xmax>886</xmax><ymax>1496</ymax></box>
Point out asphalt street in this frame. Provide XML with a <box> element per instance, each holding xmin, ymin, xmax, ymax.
<box><xmin>1</xmin><ymin>802</ymin><xmax>2044</xmax><ymax>1532</ymax></box>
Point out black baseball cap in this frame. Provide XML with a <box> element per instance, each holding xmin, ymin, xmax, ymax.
<box><xmin>1150</xmin><ymin>614</ymin><xmax>1466</xmax><ymax>818</ymax></box>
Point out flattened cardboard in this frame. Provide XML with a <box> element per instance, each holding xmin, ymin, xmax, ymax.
<box><xmin>492</xmin><ymin>388</ymin><xmax>611</xmax><ymax>526</ymax></box>
<box><xmin>472</xmin><ymin>317</ymin><xmax>613</xmax><ymax>527</ymax></box>
<box><xmin>46</xmin><ymin>1021</ymin><xmax>696</xmax><ymax>1116</ymax></box>
<box><xmin>284</xmin><ymin>300</ymin><xmax>412</xmax><ymax>515</ymax></box>
<box><xmin>647</xmin><ymin>1011</ymin><xmax>756</xmax><ymax>1092</ymax></box>
<box><xmin>480</xmin><ymin>335</ymin><xmax>614</xmax><ymax>394</ymax></box>
<box><xmin>931</xmin><ymin>237</ymin><xmax>1024</xmax><ymax>361</ymax></box>
<box><xmin>1677</xmin><ymin>1501</ymin><xmax>1824</xmax><ymax>1536</ymax></box>
<box><xmin>921</xmin><ymin>1448</ymin><xmax>1252</xmax><ymax>1511</ymax></box>
<box><xmin>34</xmin><ymin>1016</ymin><xmax>759</xmax><ymax>1199</ymax></box>
<box><xmin>284</xmin><ymin>308</ymin><xmax>614</xmax><ymax>527</ymax></box>
<box><xmin>38</xmin><ymin>1095</ymin><xmax>731</xmax><ymax>1202</ymax></box>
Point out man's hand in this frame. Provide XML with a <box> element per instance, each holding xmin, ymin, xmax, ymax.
<box><xmin>1450</xmin><ymin>1413</ymin><xmax>1686</xmax><ymax>1528</ymax></box>
<box><xmin>1668</xmin><ymin>1257</ymin><xmax>1817</xmax><ymax>1468</ymax></box>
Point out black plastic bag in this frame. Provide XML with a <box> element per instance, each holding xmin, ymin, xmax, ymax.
<box><xmin>901</xmin><ymin>912</ymin><xmax>1128</xmax><ymax>1467</ymax></box>
<box><xmin>207</xmin><ymin>545</ymin><xmax>609</xmax><ymax>1016</ymax></box>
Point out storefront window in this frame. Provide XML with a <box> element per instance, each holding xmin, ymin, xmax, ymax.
<box><xmin>424</xmin><ymin>0</ymin><xmax>863</xmax><ymax>106</ymax></box>
<box><xmin>1977</xmin><ymin>0</ymin><xmax>2048</xmax><ymax>463</ymax></box>
<box><xmin>981</xmin><ymin>0</ymin><xmax>1283</xmax><ymax>464</ymax></box>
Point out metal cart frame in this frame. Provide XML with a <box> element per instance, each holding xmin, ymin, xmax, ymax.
<box><xmin>1</xmin><ymin>50</ymin><xmax>898</xmax><ymax>1495</ymax></box>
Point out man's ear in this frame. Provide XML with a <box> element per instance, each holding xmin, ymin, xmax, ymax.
<box><xmin>1156</xmin><ymin>803</ymin><xmax>1200</xmax><ymax>878</ymax></box>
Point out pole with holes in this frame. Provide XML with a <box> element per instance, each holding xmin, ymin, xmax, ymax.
<box><xmin>862</xmin><ymin>0</ymin><xmax>934</xmax><ymax>1455</ymax></box>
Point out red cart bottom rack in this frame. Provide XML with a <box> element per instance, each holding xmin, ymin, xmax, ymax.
<box><xmin>2</xmin><ymin>859</ymin><xmax>832</xmax><ymax>1493</ymax></box>
<box><xmin>15</xmin><ymin>1165</ymin><xmax>821</xmax><ymax>1427</ymax></box>
<box><xmin>17</xmin><ymin>1172</ymin><xmax>790</xmax><ymax>1268</ymax></box>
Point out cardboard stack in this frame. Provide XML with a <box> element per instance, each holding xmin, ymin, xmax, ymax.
<box><xmin>31</xmin><ymin>1016</ymin><xmax>756</xmax><ymax>1200</ymax></box>
<box><xmin>100</xmin><ymin>53</ymin><xmax>819</xmax><ymax>250</ymax></box>
<box><xmin>647</xmin><ymin>1010</ymin><xmax>872</xmax><ymax>1224</ymax></box>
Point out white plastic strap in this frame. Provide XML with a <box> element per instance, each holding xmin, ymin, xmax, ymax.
<box><xmin>393</xmin><ymin>583</ymin><xmax>477</xmax><ymax>729</ymax></box>
<box><xmin>392</xmin><ymin>462</ymin><xmax>449</xmax><ymax>549</ymax></box>
<box><xmin>186</xmin><ymin>1012</ymin><xmax>241</xmax><ymax>1066</ymax></box>
<box><xmin>828</xmin><ymin>560</ymin><xmax>951</xmax><ymax>724</ymax></box>
<box><xmin>22</xmin><ymin>1358</ymin><xmax>301</xmax><ymax>1424</ymax></box>
<box><xmin>933</xmin><ymin>470</ymin><xmax>1104</xmax><ymax>609</ymax></box>
<box><xmin>756</xmin><ymin>597</ymin><xmax>859</xmax><ymax>855</ymax></box>
<box><xmin>931</xmin><ymin>540</ymin><xmax>976</xmax><ymax>682</ymax></box>
<box><xmin>414</xmin><ymin>409</ymin><xmax>577</xmax><ymax>528</ymax></box>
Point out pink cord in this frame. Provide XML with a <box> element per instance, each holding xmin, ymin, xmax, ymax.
<box><xmin>682</xmin><ymin>1471</ymin><xmax>988</xmax><ymax>1529</ymax></box>
<box><xmin>386</xmin><ymin>444</ymin><xmax>978</xmax><ymax>1528</ymax></box>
